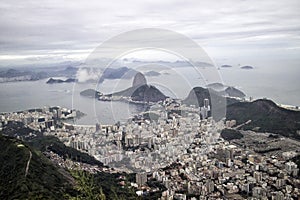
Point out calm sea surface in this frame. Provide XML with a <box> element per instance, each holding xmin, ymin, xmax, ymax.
<box><xmin>0</xmin><ymin>66</ymin><xmax>299</xmax><ymax>125</ymax></box>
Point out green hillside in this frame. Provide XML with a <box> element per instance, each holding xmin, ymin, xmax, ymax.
<box><xmin>0</xmin><ymin>134</ymin><xmax>75</xmax><ymax>199</ymax></box>
<box><xmin>226</xmin><ymin>99</ymin><xmax>300</xmax><ymax>140</ymax></box>
<box><xmin>0</xmin><ymin>134</ymin><xmax>144</xmax><ymax>199</ymax></box>
<box><xmin>1</xmin><ymin>121</ymin><xmax>103</xmax><ymax>167</ymax></box>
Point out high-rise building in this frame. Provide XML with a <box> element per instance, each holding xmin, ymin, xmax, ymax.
<box><xmin>274</xmin><ymin>191</ymin><xmax>284</xmax><ymax>200</ymax></box>
<box><xmin>252</xmin><ymin>187</ymin><xmax>262</xmax><ymax>198</ymax></box>
<box><xmin>253</xmin><ymin>171</ymin><xmax>262</xmax><ymax>183</ymax></box>
<box><xmin>200</xmin><ymin>107</ymin><xmax>208</xmax><ymax>119</ymax></box>
<box><xmin>136</xmin><ymin>172</ymin><xmax>147</xmax><ymax>186</ymax></box>
<box><xmin>275</xmin><ymin>179</ymin><xmax>285</xmax><ymax>189</ymax></box>
<box><xmin>206</xmin><ymin>180</ymin><xmax>214</xmax><ymax>194</ymax></box>
<box><xmin>204</xmin><ymin>98</ymin><xmax>209</xmax><ymax>108</ymax></box>
<box><xmin>96</xmin><ymin>123</ymin><xmax>101</xmax><ymax>132</ymax></box>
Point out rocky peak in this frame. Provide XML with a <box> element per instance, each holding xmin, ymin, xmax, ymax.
<box><xmin>132</xmin><ymin>72</ymin><xmax>147</xmax><ymax>87</ymax></box>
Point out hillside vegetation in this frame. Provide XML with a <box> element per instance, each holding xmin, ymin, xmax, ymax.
<box><xmin>0</xmin><ymin>134</ymin><xmax>74</xmax><ymax>199</ymax></box>
<box><xmin>226</xmin><ymin>99</ymin><xmax>300</xmax><ymax>140</ymax></box>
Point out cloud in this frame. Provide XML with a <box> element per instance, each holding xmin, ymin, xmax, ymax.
<box><xmin>76</xmin><ymin>68</ymin><xmax>101</xmax><ymax>83</ymax></box>
<box><xmin>0</xmin><ymin>0</ymin><xmax>299</xmax><ymax>65</ymax></box>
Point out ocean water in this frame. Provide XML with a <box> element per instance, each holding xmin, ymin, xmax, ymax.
<box><xmin>0</xmin><ymin>65</ymin><xmax>299</xmax><ymax>125</ymax></box>
<box><xmin>0</xmin><ymin>78</ymin><xmax>144</xmax><ymax>125</ymax></box>
<box><xmin>219</xmin><ymin>64</ymin><xmax>300</xmax><ymax>106</ymax></box>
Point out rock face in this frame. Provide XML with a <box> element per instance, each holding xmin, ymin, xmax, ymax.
<box><xmin>46</xmin><ymin>78</ymin><xmax>64</xmax><ymax>84</ymax></box>
<box><xmin>106</xmin><ymin>84</ymin><xmax>167</xmax><ymax>103</ymax></box>
<box><xmin>225</xmin><ymin>87</ymin><xmax>246</xmax><ymax>98</ymax></box>
<box><xmin>183</xmin><ymin>87</ymin><xmax>211</xmax><ymax>107</ymax></box>
<box><xmin>131</xmin><ymin>85</ymin><xmax>166</xmax><ymax>102</ymax></box>
<box><xmin>206</xmin><ymin>82</ymin><xmax>227</xmax><ymax>91</ymax></box>
<box><xmin>183</xmin><ymin>87</ymin><xmax>227</xmax><ymax>121</ymax></box>
<box><xmin>102</xmin><ymin>71</ymin><xmax>167</xmax><ymax>103</ymax></box>
<box><xmin>132</xmin><ymin>72</ymin><xmax>147</xmax><ymax>87</ymax></box>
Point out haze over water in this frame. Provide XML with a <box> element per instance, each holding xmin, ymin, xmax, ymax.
<box><xmin>0</xmin><ymin>64</ymin><xmax>298</xmax><ymax>125</ymax></box>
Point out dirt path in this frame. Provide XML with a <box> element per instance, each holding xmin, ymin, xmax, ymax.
<box><xmin>25</xmin><ymin>150</ymin><xmax>32</xmax><ymax>177</ymax></box>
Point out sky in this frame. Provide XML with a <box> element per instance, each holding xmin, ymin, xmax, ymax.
<box><xmin>0</xmin><ymin>0</ymin><xmax>300</xmax><ymax>67</ymax></box>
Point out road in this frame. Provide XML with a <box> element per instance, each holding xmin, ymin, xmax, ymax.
<box><xmin>234</xmin><ymin>120</ymin><xmax>252</xmax><ymax>130</ymax></box>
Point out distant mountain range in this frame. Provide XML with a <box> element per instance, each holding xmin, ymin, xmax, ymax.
<box><xmin>98</xmin><ymin>67</ymin><xmax>161</xmax><ymax>83</ymax></box>
<box><xmin>98</xmin><ymin>67</ymin><xmax>138</xmax><ymax>83</ymax></box>
<box><xmin>0</xmin><ymin>66</ymin><xmax>78</xmax><ymax>83</ymax></box>
<box><xmin>0</xmin><ymin>66</ymin><xmax>142</xmax><ymax>83</ymax></box>
<box><xmin>0</xmin><ymin>63</ymin><xmax>256</xmax><ymax>84</ymax></box>
<box><xmin>0</xmin><ymin>69</ymin><xmax>48</xmax><ymax>82</ymax></box>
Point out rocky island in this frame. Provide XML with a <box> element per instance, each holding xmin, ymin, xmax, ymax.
<box><xmin>241</xmin><ymin>65</ymin><xmax>254</xmax><ymax>69</ymax></box>
<box><xmin>221</xmin><ymin>64</ymin><xmax>233</xmax><ymax>68</ymax></box>
<box><xmin>206</xmin><ymin>83</ymin><xmax>246</xmax><ymax>98</ymax></box>
<box><xmin>225</xmin><ymin>86</ymin><xmax>246</xmax><ymax>98</ymax></box>
<box><xmin>80</xmin><ymin>89</ymin><xmax>102</xmax><ymax>98</ymax></box>
<box><xmin>81</xmin><ymin>72</ymin><xmax>167</xmax><ymax>104</ymax></box>
<box><xmin>46</xmin><ymin>78</ymin><xmax>77</xmax><ymax>84</ymax></box>
<box><xmin>102</xmin><ymin>72</ymin><xmax>167</xmax><ymax>103</ymax></box>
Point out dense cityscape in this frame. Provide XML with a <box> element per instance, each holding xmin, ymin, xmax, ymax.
<box><xmin>1</xmin><ymin>94</ymin><xmax>299</xmax><ymax>199</ymax></box>
<box><xmin>1</xmin><ymin>0</ymin><xmax>300</xmax><ymax>199</ymax></box>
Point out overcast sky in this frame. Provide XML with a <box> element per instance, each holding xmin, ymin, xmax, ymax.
<box><xmin>0</xmin><ymin>0</ymin><xmax>299</xmax><ymax>67</ymax></box>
